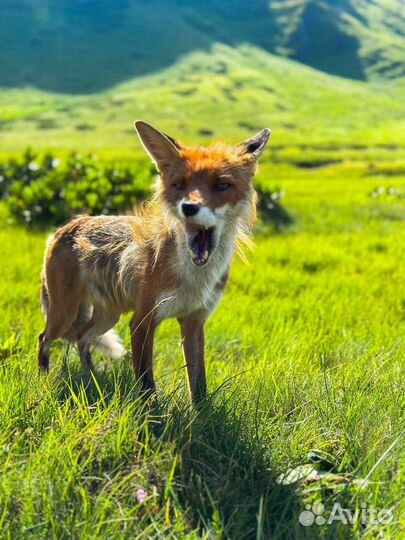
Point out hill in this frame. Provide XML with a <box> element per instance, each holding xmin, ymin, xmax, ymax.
<box><xmin>0</xmin><ymin>0</ymin><xmax>403</xmax><ymax>94</ymax></box>
<box><xmin>270</xmin><ymin>0</ymin><xmax>405</xmax><ymax>81</ymax></box>
<box><xmin>1</xmin><ymin>44</ymin><xmax>403</xmax><ymax>157</ymax></box>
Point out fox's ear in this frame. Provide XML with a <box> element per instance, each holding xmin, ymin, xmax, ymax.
<box><xmin>237</xmin><ymin>128</ymin><xmax>271</xmax><ymax>159</ymax></box>
<box><xmin>134</xmin><ymin>121</ymin><xmax>182</xmax><ymax>172</ymax></box>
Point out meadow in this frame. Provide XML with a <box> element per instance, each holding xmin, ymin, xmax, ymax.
<box><xmin>0</xmin><ymin>45</ymin><xmax>404</xmax><ymax>539</ymax></box>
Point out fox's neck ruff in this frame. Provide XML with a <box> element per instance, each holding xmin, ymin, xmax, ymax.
<box><xmin>151</xmin><ymin>222</ymin><xmax>236</xmax><ymax>322</ymax></box>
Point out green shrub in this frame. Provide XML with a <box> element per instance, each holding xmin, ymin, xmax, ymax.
<box><xmin>0</xmin><ymin>150</ymin><xmax>154</xmax><ymax>226</ymax></box>
<box><xmin>0</xmin><ymin>150</ymin><xmax>289</xmax><ymax>227</ymax></box>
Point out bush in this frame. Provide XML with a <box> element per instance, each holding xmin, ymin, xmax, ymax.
<box><xmin>0</xmin><ymin>150</ymin><xmax>290</xmax><ymax>228</ymax></box>
<box><xmin>0</xmin><ymin>150</ymin><xmax>154</xmax><ymax>226</ymax></box>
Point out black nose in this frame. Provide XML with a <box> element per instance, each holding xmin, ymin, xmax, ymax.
<box><xmin>182</xmin><ymin>203</ymin><xmax>199</xmax><ymax>217</ymax></box>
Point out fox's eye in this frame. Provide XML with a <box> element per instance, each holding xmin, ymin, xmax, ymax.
<box><xmin>215</xmin><ymin>182</ymin><xmax>230</xmax><ymax>192</ymax></box>
<box><xmin>172</xmin><ymin>182</ymin><xmax>185</xmax><ymax>191</ymax></box>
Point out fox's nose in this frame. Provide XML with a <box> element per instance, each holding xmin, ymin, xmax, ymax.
<box><xmin>182</xmin><ymin>203</ymin><xmax>199</xmax><ymax>217</ymax></box>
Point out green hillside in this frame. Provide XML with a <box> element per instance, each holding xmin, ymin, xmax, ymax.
<box><xmin>1</xmin><ymin>44</ymin><xmax>403</xmax><ymax>158</ymax></box>
<box><xmin>0</xmin><ymin>0</ymin><xmax>403</xmax><ymax>94</ymax></box>
<box><xmin>271</xmin><ymin>0</ymin><xmax>405</xmax><ymax>81</ymax></box>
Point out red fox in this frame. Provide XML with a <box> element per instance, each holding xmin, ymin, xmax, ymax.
<box><xmin>38</xmin><ymin>121</ymin><xmax>270</xmax><ymax>402</ymax></box>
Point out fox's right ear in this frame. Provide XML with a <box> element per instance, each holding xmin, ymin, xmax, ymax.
<box><xmin>134</xmin><ymin>121</ymin><xmax>182</xmax><ymax>173</ymax></box>
<box><xmin>237</xmin><ymin>128</ymin><xmax>271</xmax><ymax>159</ymax></box>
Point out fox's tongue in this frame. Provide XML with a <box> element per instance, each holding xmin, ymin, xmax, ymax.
<box><xmin>186</xmin><ymin>225</ymin><xmax>213</xmax><ymax>266</ymax></box>
<box><xmin>195</xmin><ymin>229</ymin><xmax>209</xmax><ymax>265</ymax></box>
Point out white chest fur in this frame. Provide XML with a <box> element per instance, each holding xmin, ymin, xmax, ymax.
<box><xmin>155</xmin><ymin>231</ymin><xmax>233</xmax><ymax>322</ymax></box>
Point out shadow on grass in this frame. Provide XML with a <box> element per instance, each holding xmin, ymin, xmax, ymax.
<box><xmin>259</xmin><ymin>199</ymin><xmax>293</xmax><ymax>229</ymax></box>
<box><xmin>53</xmin><ymin>351</ymin><xmax>140</xmax><ymax>405</ymax></box>
<box><xmin>256</xmin><ymin>189</ymin><xmax>293</xmax><ymax>230</ymax></box>
<box><xmin>153</xmin><ymin>396</ymin><xmax>313</xmax><ymax>539</ymax></box>
<box><xmin>54</xmin><ymin>359</ymin><xmax>321</xmax><ymax>540</ymax></box>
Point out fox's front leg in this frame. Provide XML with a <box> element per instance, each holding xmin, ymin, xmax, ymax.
<box><xmin>179</xmin><ymin>317</ymin><xmax>206</xmax><ymax>403</ymax></box>
<box><xmin>130</xmin><ymin>314</ymin><xmax>156</xmax><ymax>393</ymax></box>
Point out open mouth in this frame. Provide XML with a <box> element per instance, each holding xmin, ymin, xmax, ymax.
<box><xmin>185</xmin><ymin>224</ymin><xmax>215</xmax><ymax>266</ymax></box>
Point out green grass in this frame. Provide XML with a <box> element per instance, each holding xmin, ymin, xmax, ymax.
<box><xmin>0</xmin><ymin>154</ymin><xmax>404</xmax><ymax>538</ymax></box>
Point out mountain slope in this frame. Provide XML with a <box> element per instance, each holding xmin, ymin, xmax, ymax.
<box><xmin>271</xmin><ymin>0</ymin><xmax>405</xmax><ymax>80</ymax></box>
<box><xmin>1</xmin><ymin>45</ymin><xmax>403</xmax><ymax>155</ymax></box>
<box><xmin>0</xmin><ymin>0</ymin><xmax>403</xmax><ymax>94</ymax></box>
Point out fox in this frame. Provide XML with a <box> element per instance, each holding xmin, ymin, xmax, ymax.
<box><xmin>38</xmin><ymin>121</ymin><xmax>270</xmax><ymax>402</ymax></box>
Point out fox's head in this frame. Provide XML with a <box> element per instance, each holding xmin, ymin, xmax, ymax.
<box><xmin>134</xmin><ymin>121</ymin><xmax>270</xmax><ymax>267</ymax></box>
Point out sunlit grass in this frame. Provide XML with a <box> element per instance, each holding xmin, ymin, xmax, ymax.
<box><xmin>0</xmin><ymin>152</ymin><xmax>404</xmax><ymax>538</ymax></box>
<box><xmin>0</xmin><ymin>38</ymin><xmax>404</xmax><ymax>538</ymax></box>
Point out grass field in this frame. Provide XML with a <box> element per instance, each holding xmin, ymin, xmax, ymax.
<box><xmin>0</xmin><ymin>43</ymin><xmax>404</xmax><ymax>539</ymax></box>
<box><xmin>1</xmin><ymin>154</ymin><xmax>404</xmax><ymax>538</ymax></box>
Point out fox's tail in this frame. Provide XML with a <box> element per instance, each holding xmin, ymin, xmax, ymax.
<box><xmin>92</xmin><ymin>329</ymin><xmax>126</xmax><ymax>360</ymax></box>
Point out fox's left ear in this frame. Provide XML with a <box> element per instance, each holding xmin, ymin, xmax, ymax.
<box><xmin>237</xmin><ymin>128</ymin><xmax>271</xmax><ymax>159</ymax></box>
<box><xmin>134</xmin><ymin>120</ymin><xmax>182</xmax><ymax>173</ymax></box>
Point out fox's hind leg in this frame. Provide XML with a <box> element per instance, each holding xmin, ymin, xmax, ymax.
<box><xmin>78</xmin><ymin>340</ymin><xmax>94</xmax><ymax>371</ymax></box>
<box><xmin>38</xmin><ymin>330</ymin><xmax>50</xmax><ymax>371</ymax></box>
<box><xmin>38</xmin><ymin>288</ymin><xmax>82</xmax><ymax>372</ymax></box>
<box><xmin>38</xmin><ymin>254</ymin><xmax>83</xmax><ymax>372</ymax></box>
<box><xmin>76</xmin><ymin>305</ymin><xmax>120</xmax><ymax>370</ymax></box>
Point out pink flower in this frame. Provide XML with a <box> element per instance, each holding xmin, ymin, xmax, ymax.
<box><xmin>136</xmin><ymin>488</ymin><xmax>148</xmax><ymax>503</ymax></box>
